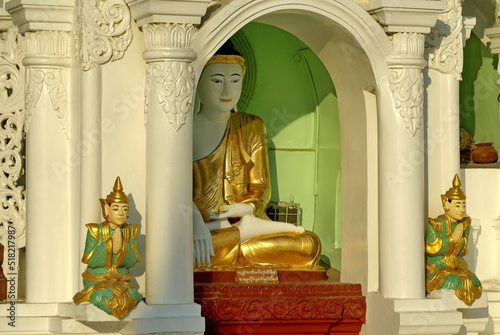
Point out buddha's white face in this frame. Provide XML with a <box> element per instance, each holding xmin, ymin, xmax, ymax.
<box><xmin>105</xmin><ymin>202</ymin><xmax>129</xmax><ymax>228</ymax></box>
<box><xmin>444</xmin><ymin>199</ymin><xmax>466</xmax><ymax>221</ymax></box>
<box><xmin>197</xmin><ymin>63</ymin><xmax>243</xmax><ymax>113</ymax></box>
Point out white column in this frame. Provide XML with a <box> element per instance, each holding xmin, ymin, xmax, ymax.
<box><xmin>369</xmin><ymin>1</ymin><xmax>443</xmax><ymax>299</ymax></box>
<box><xmin>380</xmin><ymin>32</ymin><xmax>428</xmax><ymax>299</ymax></box>
<box><xmin>126</xmin><ymin>0</ymin><xmax>211</xmax><ymax>306</ymax></box>
<box><xmin>24</xmin><ymin>31</ymin><xmax>75</xmax><ymax>303</ymax></box>
<box><xmin>425</xmin><ymin>0</ymin><xmax>472</xmax><ymax>217</ymax></box>
<box><xmin>142</xmin><ymin>23</ymin><xmax>196</xmax><ymax>304</ymax></box>
<box><xmin>6</xmin><ymin>0</ymin><xmax>77</xmax><ymax>303</ymax></box>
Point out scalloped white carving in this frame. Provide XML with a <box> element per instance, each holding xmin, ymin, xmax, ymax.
<box><xmin>389</xmin><ymin>67</ymin><xmax>424</xmax><ymax>135</ymax></box>
<box><xmin>0</xmin><ymin>27</ymin><xmax>26</xmax><ymax>254</ymax></box>
<box><xmin>389</xmin><ymin>32</ymin><xmax>425</xmax><ymax>136</ymax></box>
<box><xmin>143</xmin><ymin>22</ymin><xmax>196</xmax><ymax>49</ymax></box>
<box><xmin>144</xmin><ymin>23</ymin><xmax>196</xmax><ymax>131</ymax></box>
<box><xmin>147</xmin><ymin>60</ymin><xmax>195</xmax><ymax>131</ymax></box>
<box><xmin>24</xmin><ymin>31</ymin><xmax>70</xmax><ymax>139</ymax></box>
<box><xmin>74</xmin><ymin>0</ymin><xmax>133</xmax><ymax>70</ymax></box>
<box><xmin>425</xmin><ymin>0</ymin><xmax>463</xmax><ymax>80</ymax></box>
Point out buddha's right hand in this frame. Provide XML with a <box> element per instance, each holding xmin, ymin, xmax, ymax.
<box><xmin>208</xmin><ymin>203</ymin><xmax>253</xmax><ymax>220</ymax></box>
<box><xmin>193</xmin><ymin>204</ymin><xmax>215</xmax><ymax>267</ymax></box>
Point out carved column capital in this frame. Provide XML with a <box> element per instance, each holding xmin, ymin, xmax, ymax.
<box><xmin>387</xmin><ymin>32</ymin><xmax>426</xmax><ymax>136</ymax></box>
<box><xmin>370</xmin><ymin>1</ymin><xmax>442</xmax><ymax>136</ymax></box>
<box><xmin>23</xmin><ymin>30</ymin><xmax>71</xmax><ymax>138</ymax></box>
<box><xmin>126</xmin><ymin>0</ymin><xmax>212</xmax><ymax>26</ymax></box>
<box><xmin>142</xmin><ymin>23</ymin><xmax>196</xmax><ymax>131</ymax></box>
<box><xmin>5</xmin><ymin>0</ymin><xmax>74</xmax><ymax>33</ymax></box>
<box><xmin>142</xmin><ymin>23</ymin><xmax>197</xmax><ymax>61</ymax></box>
<box><xmin>23</xmin><ymin>30</ymin><xmax>71</xmax><ymax>65</ymax></box>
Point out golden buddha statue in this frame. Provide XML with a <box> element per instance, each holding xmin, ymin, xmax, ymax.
<box><xmin>192</xmin><ymin>41</ymin><xmax>321</xmax><ymax>270</ymax></box>
<box><xmin>425</xmin><ymin>174</ymin><xmax>482</xmax><ymax>305</ymax></box>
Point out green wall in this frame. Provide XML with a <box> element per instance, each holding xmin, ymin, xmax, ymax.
<box><xmin>460</xmin><ymin>33</ymin><xmax>500</xmax><ymax>145</ymax></box>
<box><xmin>238</xmin><ymin>23</ymin><xmax>342</xmax><ymax>269</ymax></box>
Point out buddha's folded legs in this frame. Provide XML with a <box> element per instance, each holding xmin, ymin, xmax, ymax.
<box><xmin>208</xmin><ymin>226</ymin><xmax>322</xmax><ymax>269</ymax></box>
<box><xmin>239</xmin><ymin>231</ymin><xmax>322</xmax><ymax>269</ymax></box>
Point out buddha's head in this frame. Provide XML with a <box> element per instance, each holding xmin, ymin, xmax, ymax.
<box><xmin>100</xmin><ymin>176</ymin><xmax>129</xmax><ymax>228</ymax></box>
<box><xmin>196</xmin><ymin>40</ymin><xmax>245</xmax><ymax>114</ymax></box>
<box><xmin>441</xmin><ymin>174</ymin><xmax>466</xmax><ymax>222</ymax></box>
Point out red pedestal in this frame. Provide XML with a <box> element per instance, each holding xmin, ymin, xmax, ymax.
<box><xmin>194</xmin><ymin>271</ymin><xmax>366</xmax><ymax>335</ymax></box>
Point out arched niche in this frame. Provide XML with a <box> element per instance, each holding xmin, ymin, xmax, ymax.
<box><xmin>230</xmin><ymin>22</ymin><xmax>342</xmax><ymax>272</ymax></box>
<box><xmin>192</xmin><ymin>0</ymin><xmax>393</xmax><ymax>293</ymax></box>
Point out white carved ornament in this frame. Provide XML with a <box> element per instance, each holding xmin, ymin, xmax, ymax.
<box><xmin>388</xmin><ymin>33</ymin><xmax>426</xmax><ymax>136</ymax></box>
<box><xmin>144</xmin><ymin>24</ymin><xmax>196</xmax><ymax>131</ymax></box>
<box><xmin>425</xmin><ymin>0</ymin><xmax>463</xmax><ymax>80</ymax></box>
<box><xmin>74</xmin><ymin>0</ymin><xmax>133</xmax><ymax>70</ymax></box>
<box><xmin>389</xmin><ymin>67</ymin><xmax>424</xmax><ymax>135</ymax></box>
<box><xmin>24</xmin><ymin>31</ymin><xmax>70</xmax><ymax>139</ymax></box>
<box><xmin>0</xmin><ymin>27</ymin><xmax>26</xmax><ymax>252</ymax></box>
<box><xmin>147</xmin><ymin>61</ymin><xmax>195</xmax><ymax>130</ymax></box>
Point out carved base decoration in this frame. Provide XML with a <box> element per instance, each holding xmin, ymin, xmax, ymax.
<box><xmin>195</xmin><ymin>281</ymin><xmax>365</xmax><ymax>335</ymax></box>
<box><xmin>0</xmin><ymin>27</ymin><xmax>26</xmax><ymax>301</ymax></box>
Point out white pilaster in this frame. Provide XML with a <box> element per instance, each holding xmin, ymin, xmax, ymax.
<box><xmin>6</xmin><ymin>0</ymin><xmax>77</xmax><ymax>303</ymax></box>
<box><xmin>370</xmin><ymin>0</ymin><xmax>443</xmax><ymax>300</ymax></box>
<box><xmin>425</xmin><ymin>0</ymin><xmax>471</xmax><ymax>217</ymax></box>
<box><xmin>382</xmin><ymin>31</ymin><xmax>427</xmax><ymax>299</ymax></box>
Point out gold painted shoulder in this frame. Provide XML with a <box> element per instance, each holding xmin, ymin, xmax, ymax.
<box><xmin>85</xmin><ymin>223</ymin><xmax>100</xmax><ymax>241</ymax></box>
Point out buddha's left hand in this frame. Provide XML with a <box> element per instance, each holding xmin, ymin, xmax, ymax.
<box><xmin>209</xmin><ymin>203</ymin><xmax>253</xmax><ymax>220</ymax></box>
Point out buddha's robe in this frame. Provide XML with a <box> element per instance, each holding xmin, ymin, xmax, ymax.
<box><xmin>73</xmin><ymin>222</ymin><xmax>142</xmax><ymax>318</ymax></box>
<box><xmin>425</xmin><ymin>215</ymin><xmax>482</xmax><ymax>305</ymax></box>
<box><xmin>193</xmin><ymin>112</ymin><xmax>321</xmax><ymax>268</ymax></box>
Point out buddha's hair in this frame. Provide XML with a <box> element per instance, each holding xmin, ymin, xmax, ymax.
<box><xmin>205</xmin><ymin>39</ymin><xmax>246</xmax><ymax>75</ymax></box>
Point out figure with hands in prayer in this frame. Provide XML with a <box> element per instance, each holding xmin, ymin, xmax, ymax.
<box><xmin>425</xmin><ymin>174</ymin><xmax>482</xmax><ymax>305</ymax></box>
<box><xmin>73</xmin><ymin>177</ymin><xmax>142</xmax><ymax>318</ymax></box>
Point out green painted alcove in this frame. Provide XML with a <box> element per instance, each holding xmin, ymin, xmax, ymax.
<box><xmin>460</xmin><ymin>32</ymin><xmax>500</xmax><ymax>145</ymax></box>
<box><xmin>234</xmin><ymin>23</ymin><xmax>342</xmax><ymax>270</ymax></box>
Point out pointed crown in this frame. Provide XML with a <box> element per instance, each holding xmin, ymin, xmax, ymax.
<box><xmin>441</xmin><ymin>174</ymin><xmax>466</xmax><ymax>205</ymax></box>
<box><xmin>102</xmin><ymin>176</ymin><xmax>129</xmax><ymax>204</ymax></box>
